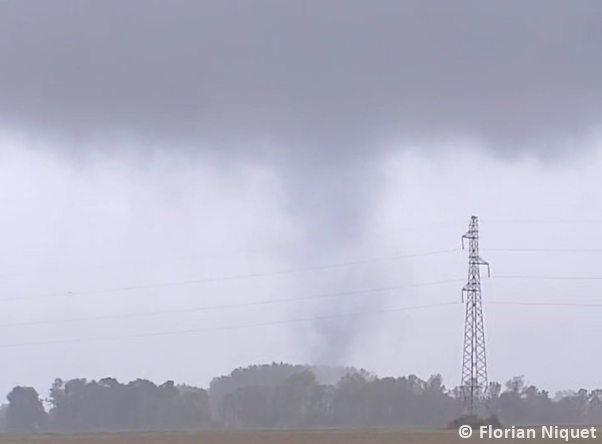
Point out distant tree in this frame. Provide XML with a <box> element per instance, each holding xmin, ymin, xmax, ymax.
<box><xmin>505</xmin><ymin>376</ymin><xmax>525</xmax><ymax>393</ymax></box>
<box><xmin>46</xmin><ymin>377</ymin><xmax>210</xmax><ymax>432</ymax></box>
<box><xmin>487</xmin><ymin>381</ymin><xmax>502</xmax><ymax>399</ymax></box>
<box><xmin>209</xmin><ymin>363</ymin><xmax>364</xmax><ymax>422</ymax></box>
<box><xmin>6</xmin><ymin>364</ymin><xmax>602</xmax><ymax>432</ymax></box>
<box><xmin>6</xmin><ymin>386</ymin><xmax>48</xmax><ymax>432</ymax></box>
<box><xmin>0</xmin><ymin>404</ymin><xmax>7</xmax><ymax>432</ymax></box>
<box><xmin>209</xmin><ymin>362</ymin><xmax>309</xmax><ymax>421</ymax></box>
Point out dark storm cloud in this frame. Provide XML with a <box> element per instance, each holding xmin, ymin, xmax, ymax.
<box><xmin>1</xmin><ymin>0</ymin><xmax>601</xmax><ymax>153</ymax></box>
<box><xmin>1</xmin><ymin>0</ymin><xmax>601</xmax><ymax>367</ymax></box>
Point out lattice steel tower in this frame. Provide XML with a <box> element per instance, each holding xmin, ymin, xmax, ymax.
<box><xmin>460</xmin><ymin>215</ymin><xmax>490</xmax><ymax>417</ymax></box>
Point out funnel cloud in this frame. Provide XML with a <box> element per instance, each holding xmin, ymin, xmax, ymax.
<box><xmin>1</xmin><ymin>0</ymin><xmax>601</xmax><ymax>369</ymax></box>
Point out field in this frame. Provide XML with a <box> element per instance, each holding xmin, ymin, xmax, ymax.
<box><xmin>0</xmin><ymin>428</ymin><xmax>601</xmax><ymax>444</ymax></box>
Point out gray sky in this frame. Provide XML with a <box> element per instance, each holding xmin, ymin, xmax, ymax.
<box><xmin>0</xmin><ymin>0</ymin><xmax>602</xmax><ymax>399</ymax></box>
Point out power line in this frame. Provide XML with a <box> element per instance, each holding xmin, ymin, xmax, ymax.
<box><xmin>4</xmin><ymin>218</ymin><xmax>602</xmax><ymax>280</ymax></box>
<box><xmin>0</xmin><ymin>278</ymin><xmax>463</xmax><ymax>328</ymax></box>
<box><xmin>493</xmin><ymin>275</ymin><xmax>602</xmax><ymax>281</ymax></box>
<box><xmin>2</xmin><ymin>279</ymin><xmax>599</xmax><ymax>331</ymax></box>
<box><xmin>0</xmin><ymin>222</ymin><xmax>465</xmax><ymax>280</ymax></box>
<box><xmin>484</xmin><ymin>248</ymin><xmax>602</xmax><ymax>253</ymax></box>
<box><xmin>486</xmin><ymin>301</ymin><xmax>602</xmax><ymax>307</ymax></box>
<box><xmin>0</xmin><ymin>298</ymin><xmax>600</xmax><ymax>350</ymax></box>
<box><xmin>3</xmin><ymin>219</ymin><xmax>602</xmax><ymax>281</ymax></box>
<box><xmin>0</xmin><ymin>301</ymin><xmax>459</xmax><ymax>349</ymax></box>
<box><xmin>0</xmin><ymin>249</ymin><xmax>461</xmax><ymax>303</ymax></box>
<box><xmin>484</xmin><ymin>219</ymin><xmax>602</xmax><ymax>225</ymax></box>
<box><xmin>2</xmin><ymin>257</ymin><xmax>602</xmax><ymax>309</ymax></box>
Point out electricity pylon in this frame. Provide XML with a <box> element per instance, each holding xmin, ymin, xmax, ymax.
<box><xmin>460</xmin><ymin>215</ymin><xmax>490</xmax><ymax>417</ymax></box>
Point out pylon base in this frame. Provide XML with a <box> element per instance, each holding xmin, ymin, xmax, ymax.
<box><xmin>447</xmin><ymin>414</ymin><xmax>503</xmax><ymax>430</ymax></box>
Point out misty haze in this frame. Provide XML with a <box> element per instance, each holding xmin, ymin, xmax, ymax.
<box><xmin>1</xmin><ymin>0</ymin><xmax>602</xmax><ymax>441</ymax></box>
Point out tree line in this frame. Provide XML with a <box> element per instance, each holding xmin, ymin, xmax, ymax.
<box><xmin>2</xmin><ymin>363</ymin><xmax>602</xmax><ymax>433</ymax></box>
